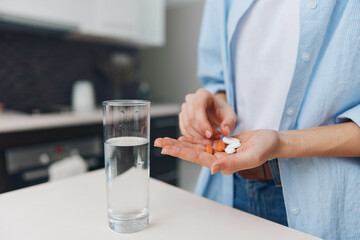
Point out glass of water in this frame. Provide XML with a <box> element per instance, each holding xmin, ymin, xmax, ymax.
<box><xmin>103</xmin><ymin>100</ymin><xmax>150</xmax><ymax>233</ymax></box>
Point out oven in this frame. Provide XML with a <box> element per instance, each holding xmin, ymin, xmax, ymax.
<box><xmin>0</xmin><ymin>124</ymin><xmax>104</xmax><ymax>192</ymax></box>
<box><xmin>5</xmin><ymin>136</ymin><xmax>103</xmax><ymax>190</ymax></box>
<box><xmin>0</xmin><ymin>115</ymin><xmax>179</xmax><ymax>193</ymax></box>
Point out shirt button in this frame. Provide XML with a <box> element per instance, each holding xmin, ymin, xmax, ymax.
<box><xmin>302</xmin><ymin>52</ymin><xmax>311</xmax><ymax>61</ymax></box>
<box><xmin>286</xmin><ymin>107</ymin><xmax>295</xmax><ymax>116</ymax></box>
<box><xmin>292</xmin><ymin>207</ymin><xmax>300</xmax><ymax>215</ymax></box>
<box><xmin>307</xmin><ymin>1</ymin><xmax>317</xmax><ymax>9</ymax></box>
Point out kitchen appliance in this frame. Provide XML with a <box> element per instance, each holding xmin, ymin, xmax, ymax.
<box><xmin>4</xmin><ymin>136</ymin><xmax>103</xmax><ymax>190</ymax></box>
<box><xmin>0</xmin><ymin>111</ymin><xmax>179</xmax><ymax>193</ymax></box>
<box><xmin>71</xmin><ymin>80</ymin><xmax>96</xmax><ymax>112</ymax></box>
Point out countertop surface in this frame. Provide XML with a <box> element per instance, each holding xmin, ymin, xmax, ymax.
<box><xmin>0</xmin><ymin>170</ymin><xmax>320</xmax><ymax>240</ymax></box>
<box><xmin>0</xmin><ymin>103</ymin><xmax>180</xmax><ymax>134</ymax></box>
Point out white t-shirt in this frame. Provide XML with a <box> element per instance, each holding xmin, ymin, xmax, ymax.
<box><xmin>233</xmin><ymin>0</ymin><xmax>300</xmax><ymax>134</ymax></box>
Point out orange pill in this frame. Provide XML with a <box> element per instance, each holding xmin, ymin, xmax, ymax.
<box><xmin>217</xmin><ymin>140</ymin><xmax>225</xmax><ymax>152</ymax></box>
<box><xmin>206</xmin><ymin>145</ymin><xmax>213</xmax><ymax>154</ymax></box>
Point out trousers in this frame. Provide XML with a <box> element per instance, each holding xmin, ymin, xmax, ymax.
<box><xmin>233</xmin><ymin>172</ymin><xmax>288</xmax><ymax>226</ymax></box>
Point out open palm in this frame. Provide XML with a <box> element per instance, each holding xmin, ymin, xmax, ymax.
<box><xmin>154</xmin><ymin>129</ymin><xmax>280</xmax><ymax>175</ymax></box>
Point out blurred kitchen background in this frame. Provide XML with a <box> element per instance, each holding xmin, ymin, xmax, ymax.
<box><xmin>0</xmin><ymin>0</ymin><xmax>204</xmax><ymax>194</ymax></box>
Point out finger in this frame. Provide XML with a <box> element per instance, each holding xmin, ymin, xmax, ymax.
<box><xmin>213</xmin><ymin>152</ymin><xmax>229</xmax><ymax>158</ymax></box>
<box><xmin>155</xmin><ymin>137</ymin><xmax>206</xmax><ymax>151</ymax></box>
<box><xmin>162</xmin><ymin>145</ymin><xmax>216</xmax><ymax>168</ymax></box>
<box><xmin>154</xmin><ymin>137</ymin><xmax>178</xmax><ymax>147</ymax></box>
<box><xmin>182</xmin><ymin>94</ymin><xmax>205</xmax><ymax>137</ymax></box>
<box><xmin>159</xmin><ymin>136</ymin><xmax>207</xmax><ymax>151</ymax></box>
<box><xmin>179</xmin><ymin>103</ymin><xmax>203</xmax><ymax>138</ymax></box>
<box><xmin>211</xmin><ymin>156</ymin><xmax>237</xmax><ymax>175</ymax></box>
<box><xmin>178</xmin><ymin>136</ymin><xmax>213</xmax><ymax>146</ymax></box>
<box><xmin>188</xmin><ymin>108</ymin><xmax>208</xmax><ymax>137</ymax></box>
<box><xmin>179</xmin><ymin>112</ymin><xmax>191</xmax><ymax>137</ymax></box>
<box><xmin>181</xmin><ymin>104</ymin><xmax>204</xmax><ymax>138</ymax></box>
<box><xmin>218</xmin><ymin>107</ymin><xmax>237</xmax><ymax>136</ymax></box>
<box><xmin>211</xmin><ymin>151</ymin><xmax>254</xmax><ymax>174</ymax></box>
<box><xmin>194</xmin><ymin>89</ymin><xmax>214</xmax><ymax>138</ymax></box>
<box><xmin>184</xmin><ymin>94</ymin><xmax>203</xmax><ymax>137</ymax></box>
<box><xmin>178</xmin><ymin>136</ymin><xmax>224</xmax><ymax>151</ymax></box>
<box><xmin>176</xmin><ymin>140</ymin><xmax>207</xmax><ymax>151</ymax></box>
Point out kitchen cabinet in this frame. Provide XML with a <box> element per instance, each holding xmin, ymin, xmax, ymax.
<box><xmin>0</xmin><ymin>0</ymin><xmax>165</xmax><ymax>47</ymax></box>
<box><xmin>87</xmin><ymin>0</ymin><xmax>165</xmax><ymax>47</ymax></box>
<box><xmin>150</xmin><ymin>116</ymin><xmax>179</xmax><ymax>185</ymax></box>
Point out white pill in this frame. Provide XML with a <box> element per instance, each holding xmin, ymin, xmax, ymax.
<box><xmin>225</xmin><ymin>146</ymin><xmax>235</xmax><ymax>154</ymax></box>
<box><xmin>223</xmin><ymin>137</ymin><xmax>240</xmax><ymax>145</ymax></box>
<box><xmin>228</xmin><ymin>142</ymin><xmax>241</xmax><ymax>149</ymax></box>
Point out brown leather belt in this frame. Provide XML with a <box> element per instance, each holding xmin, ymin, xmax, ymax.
<box><xmin>237</xmin><ymin>162</ymin><xmax>273</xmax><ymax>181</ymax></box>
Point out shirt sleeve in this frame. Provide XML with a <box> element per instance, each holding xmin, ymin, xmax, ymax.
<box><xmin>197</xmin><ymin>0</ymin><xmax>225</xmax><ymax>95</ymax></box>
<box><xmin>336</xmin><ymin>104</ymin><xmax>360</xmax><ymax>127</ymax></box>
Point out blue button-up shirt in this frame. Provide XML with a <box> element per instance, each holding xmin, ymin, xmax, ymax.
<box><xmin>194</xmin><ymin>0</ymin><xmax>360</xmax><ymax>239</ymax></box>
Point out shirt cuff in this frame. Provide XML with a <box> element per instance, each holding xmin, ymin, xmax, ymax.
<box><xmin>336</xmin><ymin>104</ymin><xmax>360</xmax><ymax>127</ymax></box>
<box><xmin>202</xmin><ymin>79</ymin><xmax>226</xmax><ymax>95</ymax></box>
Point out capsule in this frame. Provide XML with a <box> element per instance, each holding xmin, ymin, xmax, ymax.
<box><xmin>217</xmin><ymin>140</ymin><xmax>225</xmax><ymax>152</ymax></box>
<box><xmin>206</xmin><ymin>145</ymin><xmax>213</xmax><ymax>154</ymax></box>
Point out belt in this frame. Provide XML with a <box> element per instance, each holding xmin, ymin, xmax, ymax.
<box><xmin>237</xmin><ymin>162</ymin><xmax>273</xmax><ymax>181</ymax></box>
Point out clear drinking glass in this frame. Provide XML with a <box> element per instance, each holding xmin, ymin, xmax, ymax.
<box><xmin>103</xmin><ymin>100</ymin><xmax>150</xmax><ymax>233</ymax></box>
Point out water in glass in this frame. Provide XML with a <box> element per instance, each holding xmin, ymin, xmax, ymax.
<box><xmin>105</xmin><ymin>136</ymin><xmax>149</xmax><ymax>233</ymax></box>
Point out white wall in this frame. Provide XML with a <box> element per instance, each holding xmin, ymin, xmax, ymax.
<box><xmin>166</xmin><ymin>0</ymin><xmax>204</xmax><ymax>8</ymax></box>
<box><xmin>141</xmin><ymin>1</ymin><xmax>205</xmax><ymax>192</ymax></box>
<box><xmin>141</xmin><ymin>1</ymin><xmax>204</xmax><ymax>103</ymax></box>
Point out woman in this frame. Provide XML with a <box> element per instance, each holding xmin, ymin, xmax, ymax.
<box><xmin>155</xmin><ymin>0</ymin><xmax>360</xmax><ymax>239</ymax></box>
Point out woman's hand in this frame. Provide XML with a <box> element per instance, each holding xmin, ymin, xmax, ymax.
<box><xmin>179</xmin><ymin>88</ymin><xmax>237</xmax><ymax>139</ymax></box>
<box><xmin>154</xmin><ymin>129</ymin><xmax>281</xmax><ymax>175</ymax></box>
<box><xmin>156</xmin><ymin>122</ymin><xmax>360</xmax><ymax>175</ymax></box>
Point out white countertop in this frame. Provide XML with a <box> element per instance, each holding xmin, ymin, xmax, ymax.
<box><xmin>0</xmin><ymin>103</ymin><xmax>180</xmax><ymax>134</ymax></box>
<box><xmin>0</xmin><ymin>170</ymin><xmax>320</xmax><ymax>240</ymax></box>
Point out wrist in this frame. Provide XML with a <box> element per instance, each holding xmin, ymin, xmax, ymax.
<box><xmin>275</xmin><ymin>130</ymin><xmax>309</xmax><ymax>159</ymax></box>
<box><xmin>275</xmin><ymin>130</ymin><xmax>291</xmax><ymax>159</ymax></box>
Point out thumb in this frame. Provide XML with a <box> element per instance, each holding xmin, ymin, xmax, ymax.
<box><xmin>211</xmin><ymin>157</ymin><xmax>236</xmax><ymax>175</ymax></box>
<box><xmin>211</xmin><ymin>149</ymin><xmax>260</xmax><ymax>174</ymax></box>
<box><xmin>211</xmin><ymin>153</ymin><xmax>244</xmax><ymax>175</ymax></box>
<box><xmin>218</xmin><ymin>107</ymin><xmax>236</xmax><ymax>136</ymax></box>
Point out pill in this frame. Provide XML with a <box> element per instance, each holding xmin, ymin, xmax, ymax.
<box><xmin>228</xmin><ymin>141</ymin><xmax>241</xmax><ymax>149</ymax></box>
<box><xmin>223</xmin><ymin>137</ymin><xmax>240</xmax><ymax>145</ymax></box>
<box><xmin>206</xmin><ymin>145</ymin><xmax>213</xmax><ymax>154</ymax></box>
<box><xmin>225</xmin><ymin>146</ymin><xmax>235</xmax><ymax>154</ymax></box>
<box><xmin>217</xmin><ymin>140</ymin><xmax>225</xmax><ymax>152</ymax></box>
